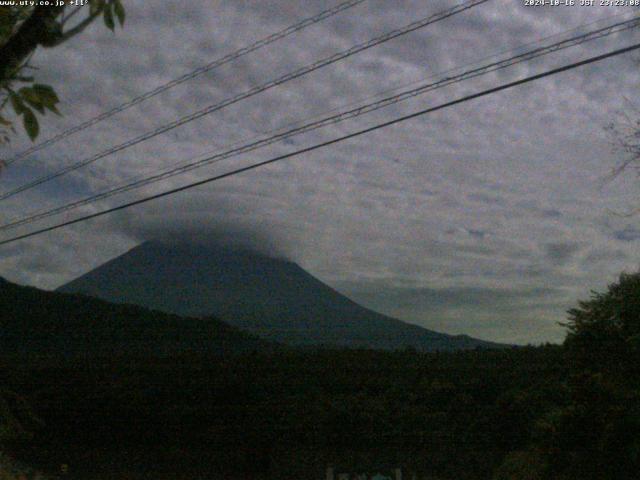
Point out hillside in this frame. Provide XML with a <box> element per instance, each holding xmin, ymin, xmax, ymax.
<box><xmin>58</xmin><ymin>241</ymin><xmax>503</xmax><ymax>351</ymax></box>
<box><xmin>0</xmin><ymin>276</ymin><xmax>273</xmax><ymax>360</ymax></box>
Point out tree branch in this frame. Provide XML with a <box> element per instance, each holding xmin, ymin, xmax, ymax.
<box><xmin>0</xmin><ymin>6</ymin><xmax>64</xmax><ymax>82</ymax></box>
<box><xmin>50</xmin><ymin>8</ymin><xmax>103</xmax><ymax>47</ymax></box>
<box><xmin>61</xmin><ymin>5</ymin><xmax>83</xmax><ymax>26</ymax></box>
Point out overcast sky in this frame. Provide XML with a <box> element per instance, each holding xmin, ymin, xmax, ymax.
<box><xmin>2</xmin><ymin>0</ymin><xmax>640</xmax><ymax>344</ymax></box>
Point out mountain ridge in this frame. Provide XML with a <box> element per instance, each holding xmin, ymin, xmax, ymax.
<box><xmin>0</xmin><ymin>276</ymin><xmax>274</xmax><ymax>360</ymax></box>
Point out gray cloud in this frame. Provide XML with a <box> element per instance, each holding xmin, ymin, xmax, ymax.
<box><xmin>544</xmin><ymin>242</ymin><xmax>581</xmax><ymax>265</ymax></box>
<box><xmin>613</xmin><ymin>226</ymin><xmax>640</xmax><ymax>242</ymax></box>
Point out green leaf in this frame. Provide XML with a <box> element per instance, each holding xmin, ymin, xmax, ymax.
<box><xmin>114</xmin><ymin>0</ymin><xmax>125</xmax><ymax>26</ymax></box>
<box><xmin>26</xmin><ymin>101</ymin><xmax>45</xmax><ymax>114</ymax></box>
<box><xmin>18</xmin><ymin>87</ymin><xmax>45</xmax><ymax>113</ymax></box>
<box><xmin>9</xmin><ymin>92</ymin><xmax>25</xmax><ymax>115</ymax></box>
<box><xmin>22</xmin><ymin>108</ymin><xmax>39</xmax><ymax>141</ymax></box>
<box><xmin>46</xmin><ymin>103</ymin><xmax>62</xmax><ymax>116</ymax></box>
<box><xmin>90</xmin><ymin>0</ymin><xmax>105</xmax><ymax>16</ymax></box>
<box><xmin>103</xmin><ymin>4</ymin><xmax>115</xmax><ymax>31</ymax></box>
<box><xmin>32</xmin><ymin>84</ymin><xmax>60</xmax><ymax>107</ymax></box>
<box><xmin>0</xmin><ymin>9</ymin><xmax>16</xmax><ymax>40</ymax></box>
<box><xmin>0</xmin><ymin>24</ymin><xmax>13</xmax><ymax>42</ymax></box>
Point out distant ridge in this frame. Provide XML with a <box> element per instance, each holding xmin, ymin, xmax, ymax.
<box><xmin>0</xmin><ymin>276</ymin><xmax>274</xmax><ymax>360</ymax></box>
<box><xmin>58</xmin><ymin>241</ymin><xmax>504</xmax><ymax>351</ymax></box>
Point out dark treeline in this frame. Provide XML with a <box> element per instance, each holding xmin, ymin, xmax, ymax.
<box><xmin>1</xmin><ymin>272</ymin><xmax>640</xmax><ymax>479</ymax></box>
<box><xmin>2</xmin><ymin>346</ymin><xmax>567</xmax><ymax>480</ymax></box>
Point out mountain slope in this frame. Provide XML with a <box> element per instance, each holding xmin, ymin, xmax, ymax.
<box><xmin>58</xmin><ymin>241</ymin><xmax>502</xmax><ymax>351</ymax></box>
<box><xmin>0</xmin><ymin>276</ymin><xmax>273</xmax><ymax>360</ymax></box>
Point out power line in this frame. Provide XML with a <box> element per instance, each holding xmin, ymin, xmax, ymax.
<box><xmin>0</xmin><ymin>0</ymin><xmax>490</xmax><ymax>202</ymax></box>
<box><xmin>3</xmin><ymin>14</ymin><xmax>637</xmax><ymax>230</ymax></box>
<box><xmin>1</xmin><ymin>41</ymin><xmax>637</xmax><ymax>247</ymax></box>
<box><xmin>4</xmin><ymin>0</ymin><xmax>370</xmax><ymax>166</ymax></box>
<box><xmin>3</xmin><ymin>14</ymin><xmax>637</xmax><ymax>232</ymax></box>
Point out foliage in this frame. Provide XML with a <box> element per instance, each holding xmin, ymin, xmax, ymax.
<box><xmin>0</xmin><ymin>1</ymin><xmax>125</xmax><ymax>145</ymax></box>
<box><xmin>511</xmin><ymin>271</ymin><xmax>640</xmax><ymax>480</ymax></box>
<box><xmin>564</xmin><ymin>271</ymin><xmax>640</xmax><ymax>372</ymax></box>
<box><xmin>0</xmin><ymin>276</ymin><xmax>568</xmax><ymax>479</ymax></box>
<box><xmin>492</xmin><ymin>449</ymin><xmax>547</xmax><ymax>480</ymax></box>
<box><xmin>0</xmin><ymin>390</ymin><xmax>41</xmax><ymax>444</ymax></box>
<box><xmin>0</xmin><ymin>389</ymin><xmax>45</xmax><ymax>480</ymax></box>
<box><xmin>1</xmin><ymin>347</ymin><xmax>568</xmax><ymax>480</ymax></box>
<box><xmin>525</xmin><ymin>372</ymin><xmax>640</xmax><ymax>480</ymax></box>
<box><xmin>0</xmin><ymin>451</ymin><xmax>48</xmax><ymax>480</ymax></box>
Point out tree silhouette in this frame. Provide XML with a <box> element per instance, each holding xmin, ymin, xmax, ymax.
<box><xmin>564</xmin><ymin>271</ymin><xmax>640</xmax><ymax>371</ymax></box>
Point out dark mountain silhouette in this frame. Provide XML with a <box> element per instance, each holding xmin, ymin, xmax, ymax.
<box><xmin>58</xmin><ymin>241</ymin><xmax>503</xmax><ymax>351</ymax></box>
<box><xmin>0</xmin><ymin>275</ymin><xmax>273</xmax><ymax>360</ymax></box>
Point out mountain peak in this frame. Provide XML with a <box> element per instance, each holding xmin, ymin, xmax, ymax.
<box><xmin>58</xmin><ymin>241</ymin><xmax>503</xmax><ymax>351</ymax></box>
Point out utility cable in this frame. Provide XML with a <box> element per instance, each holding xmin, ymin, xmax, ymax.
<box><xmin>0</xmin><ymin>0</ymin><xmax>490</xmax><ymax>201</ymax></box>
<box><xmin>1</xmin><ymin>40</ymin><xmax>638</xmax><ymax>246</ymax></box>
<box><xmin>2</xmin><ymin>14</ymin><xmax>637</xmax><ymax>232</ymax></box>
<box><xmin>4</xmin><ymin>0</ymin><xmax>370</xmax><ymax>165</ymax></box>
